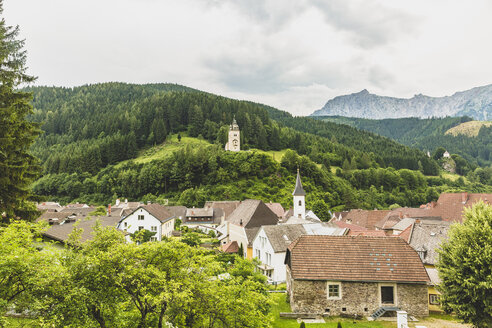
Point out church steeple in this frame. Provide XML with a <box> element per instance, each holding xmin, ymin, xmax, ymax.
<box><xmin>225</xmin><ymin>116</ymin><xmax>240</xmax><ymax>151</ymax></box>
<box><xmin>292</xmin><ymin>168</ymin><xmax>306</xmax><ymax>196</ymax></box>
<box><xmin>293</xmin><ymin>168</ymin><xmax>306</xmax><ymax>219</ymax></box>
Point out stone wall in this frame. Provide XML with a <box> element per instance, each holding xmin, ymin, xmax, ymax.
<box><xmin>397</xmin><ymin>283</ymin><xmax>429</xmax><ymax>317</ymax></box>
<box><xmin>287</xmin><ymin>269</ymin><xmax>429</xmax><ymax>317</ymax></box>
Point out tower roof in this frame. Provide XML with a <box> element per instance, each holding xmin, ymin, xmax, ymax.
<box><xmin>230</xmin><ymin>116</ymin><xmax>239</xmax><ymax>131</ymax></box>
<box><xmin>292</xmin><ymin>169</ymin><xmax>306</xmax><ymax>196</ymax></box>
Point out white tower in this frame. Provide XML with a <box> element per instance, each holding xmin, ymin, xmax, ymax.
<box><xmin>293</xmin><ymin>168</ymin><xmax>306</xmax><ymax>219</ymax></box>
<box><xmin>225</xmin><ymin>117</ymin><xmax>240</xmax><ymax>152</ymax></box>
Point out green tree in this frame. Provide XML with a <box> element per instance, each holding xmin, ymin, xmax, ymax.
<box><xmin>237</xmin><ymin>243</ymin><xmax>245</xmax><ymax>257</ymax></box>
<box><xmin>88</xmin><ymin>205</ymin><xmax>107</xmax><ymax>216</ymax></box>
<box><xmin>432</xmin><ymin>147</ymin><xmax>446</xmax><ymax>160</ymax></box>
<box><xmin>437</xmin><ymin>202</ymin><xmax>492</xmax><ymax>328</ymax></box>
<box><xmin>0</xmin><ymin>3</ymin><xmax>40</xmax><ymax>221</ymax></box>
<box><xmin>311</xmin><ymin>199</ymin><xmax>330</xmax><ymax>221</ymax></box>
<box><xmin>181</xmin><ymin>232</ymin><xmax>201</xmax><ymax>247</ymax></box>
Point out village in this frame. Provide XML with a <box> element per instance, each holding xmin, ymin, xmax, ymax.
<box><xmin>33</xmin><ymin>120</ymin><xmax>484</xmax><ymax>327</ymax></box>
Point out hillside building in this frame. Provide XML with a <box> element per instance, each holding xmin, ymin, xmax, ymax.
<box><xmin>224</xmin><ymin>117</ymin><xmax>240</xmax><ymax>152</ymax></box>
<box><xmin>293</xmin><ymin>169</ymin><xmax>306</xmax><ymax>219</ymax></box>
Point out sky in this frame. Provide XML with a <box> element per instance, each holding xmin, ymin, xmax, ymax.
<box><xmin>4</xmin><ymin>0</ymin><xmax>492</xmax><ymax>116</ymax></box>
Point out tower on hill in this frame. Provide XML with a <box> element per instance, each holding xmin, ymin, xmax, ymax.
<box><xmin>293</xmin><ymin>168</ymin><xmax>306</xmax><ymax>219</ymax></box>
<box><xmin>225</xmin><ymin>117</ymin><xmax>240</xmax><ymax>152</ymax></box>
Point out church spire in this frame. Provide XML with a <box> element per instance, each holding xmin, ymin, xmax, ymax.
<box><xmin>292</xmin><ymin>168</ymin><xmax>306</xmax><ymax>196</ymax></box>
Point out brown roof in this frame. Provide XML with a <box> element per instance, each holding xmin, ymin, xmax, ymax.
<box><xmin>339</xmin><ymin>209</ymin><xmax>391</xmax><ymax>230</ymax></box>
<box><xmin>286</xmin><ymin>235</ymin><xmax>430</xmax><ymax>283</ymax></box>
<box><xmin>166</xmin><ymin>206</ymin><xmax>187</xmax><ymax>218</ymax></box>
<box><xmin>227</xmin><ymin>199</ymin><xmax>278</xmax><ymax>228</ymax></box>
<box><xmin>398</xmin><ymin>223</ymin><xmax>413</xmax><ymax>243</ymax></box>
<box><xmin>348</xmin><ymin>230</ymin><xmax>387</xmax><ymax>237</ymax></box>
<box><xmin>204</xmin><ymin>201</ymin><xmax>241</xmax><ymax>219</ymax></box>
<box><xmin>265</xmin><ymin>202</ymin><xmax>285</xmax><ymax>218</ymax></box>
<box><xmin>332</xmin><ymin>220</ymin><xmax>368</xmax><ymax>232</ymax></box>
<box><xmin>138</xmin><ymin>204</ymin><xmax>174</xmax><ymax>223</ymax></box>
<box><xmin>43</xmin><ymin>215</ymin><xmax>123</xmax><ymax>243</ymax></box>
<box><xmin>434</xmin><ymin>193</ymin><xmax>492</xmax><ymax>222</ymax></box>
<box><xmin>221</xmin><ymin>241</ymin><xmax>239</xmax><ymax>253</ymax></box>
<box><xmin>36</xmin><ymin>211</ymin><xmax>70</xmax><ymax>224</ymax></box>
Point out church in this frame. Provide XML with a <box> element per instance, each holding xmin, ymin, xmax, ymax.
<box><xmin>225</xmin><ymin>117</ymin><xmax>240</xmax><ymax>152</ymax></box>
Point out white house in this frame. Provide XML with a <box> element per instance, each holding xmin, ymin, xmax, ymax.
<box><xmin>117</xmin><ymin>204</ymin><xmax>175</xmax><ymax>241</ymax></box>
<box><xmin>252</xmin><ymin>223</ymin><xmax>347</xmax><ymax>284</ymax></box>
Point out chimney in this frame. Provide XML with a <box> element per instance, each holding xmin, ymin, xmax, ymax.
<box><xmin>461</xmin><ymin>192</ymin><xmax>468</xmax><ymax>204</ymax></box>
<box><xmin>240</xmin><ymin>219</ymin><xmax>243</xmax><ymax>226</ymax></box>
<box><xmin>115</xmin><ymin>199</ymin><xmax>120</xmax><ymax>206</ymax></box>
<box><xmin>399</xmin><ymin>211</ymin><xmax>403</xmax><ymax>219</ymax></box>
<box><xmin>125</xmin><ymin>199</ymin><xmax>128</xmax><ymax>204</ymax></box>
<box><xmin>147</xmin><ymin>201</ymin><xmax>151</xmax><ymax>205</ymax></box>
<box><xmin>108</xmin><ymin>204</ymin><xmax>111</xmax><ymax>216</ymax></box>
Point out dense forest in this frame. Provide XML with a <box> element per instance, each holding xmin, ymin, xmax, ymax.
<box><xmin>318</xmin><ymin>116</ymin><xmax>492</xmax><ymax>167</ymax></box>
<box><xmin>26</xmin><ymin>83</ymin><xmax>492</xmax><ymax>212</ymax></box>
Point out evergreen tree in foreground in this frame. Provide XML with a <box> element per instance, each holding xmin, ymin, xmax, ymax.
<box><xmin>0</xmin><ymin>1</ymin><xmax>40</xmax><ymax>222</ymax></box>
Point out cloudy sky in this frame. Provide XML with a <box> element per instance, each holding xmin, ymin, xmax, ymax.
<box><xmin>4</xmin><ymin>0</ymin><xmax>492</xmax><ymax>115</ymax></box>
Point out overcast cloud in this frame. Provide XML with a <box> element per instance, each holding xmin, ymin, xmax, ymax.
<box><xmin>4</xmin><ymin>0</ymin><xmax>492</xmax><ymax>115</ymax></box>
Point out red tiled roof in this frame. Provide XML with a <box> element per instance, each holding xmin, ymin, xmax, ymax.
<box><xmin>338</xmin><ymin>209</ymin><xmax>391</xmax><ymax>230</ymax></box>
<box><xmin>221</xmin><ymin>241</ymin><xmax>239</xmax><ymax>253</ymax></box>
<box><xmin>348</xmin><ymin>230</ymin><xmax>387</xmax><ymax>237</ymax></box>
<box><xmin>287</xmin><ymin>235</ymin><xmax>430</xmax><ymax>283</ymax></box>
<box><xmin>333</xmin><ymin>221</ymin><xmax>368</xmax><ymax>231</ymax></box>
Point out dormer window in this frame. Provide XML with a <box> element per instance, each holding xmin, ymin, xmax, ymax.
<box><xmin>417</xmin><ymin>250</ymin><xmax>427</xmax><ymax>260</ymax></box>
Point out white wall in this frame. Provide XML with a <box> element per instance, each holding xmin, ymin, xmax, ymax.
<box><xmin>293</xmin><ymin>195</ymin><xmax>305</xmax><ymax>219</ymax></box>
<box><xmin>228</xmin><ymin>223</ymin><xmax>248</xmax><ymax>257</ymax></box>
<box><xmin>118</xmin><ymin>208</ymin><xmax>162</xmax><ymax>241</ymax></box>
<box><xmin>252</xmin><ymin>228</ymin><xmax>288</xmax><ymax>283</ymax></box>
<box><xmin>161</xmin><ymin>218</ymin><xmax>175</xmax><ymax>239</ymax></box>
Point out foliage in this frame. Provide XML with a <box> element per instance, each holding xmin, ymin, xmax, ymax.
<box><xmin>1</xmin><ymin>223</ymin><xmax>272</xmax><ymax>328</ymax></box>
<box><xmin>237</xmin><ymin>243</ymin><xmax>245</xmax><ymax>257</ymax></box>
<box><xmin>0</xmin><ymin>3</ymin><xmax>40</xmax><ymax>222</ymax></box>
<box><xmin>88</xmin><ymin>205</ymin><xmax>107</xmax><ymax>216</ymax></box>
<box><xmin>437</xmin><ymin>201</ymin><xmax>492</xmax><ymax>328</ymax></box>
<box><xmin>130</xmin><ymin>228</ymin><xmax>156</xmax><ymax>244</ymax></box>
<box><xmin>300</xmin><ymin>322</ymin><xmax>306</xmax><ymax>328</ymax></box>
<box><xmin>181</xmin><ymin>232</ymin><xmax>201</xmax><ymax>247</ymax></box>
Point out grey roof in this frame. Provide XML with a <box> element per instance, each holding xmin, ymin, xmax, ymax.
<box><xmin>36</xmin><ymin>211</ymin><xmax>70</xmax><ymax>224</ymax></box>
<box><xmin>262</xmin><ymin>224</ymin><xmax>306</xmax><ymax>253</ymax></box>
<box><xmin>391</xmin><ymin>218</ymin><xmax>416</xmax><ymax>231</ymax></box>
<box><xmin>246</xmin><ymin>227</ymin><xmax>260</xmax><ymax>246</ymax></box>
<box><xmin>301</xmin><ymin>222</ymin><xmax>347</xmax><ymax>236</ymax></box>
<box><xmin>426</xmin><ymin>267</ymin><xmax>441</xmax><ymax>286</ymax></box>
<box><xmin>227</xmin><ymin>199</ymin><xmax>278</xmax><ymax>228</ymax></box>
<box><xmin>292</xmin><ymin>169</ymin><xmax>306</xmax><ymax>196</ymax></box>
<box><xmin>166</xmin><ymin>206</ymin><xmax>187</xmax><ymax>218</ymax></box>
<box><xmin>43</xmin><ymin>215</ymin><xmax>123</xmax><ymax>244</ymax></box>
<box><xmin>408</xmin><ymin>221</ymin><xmax>451</xmax><ymax>265</ymax></box>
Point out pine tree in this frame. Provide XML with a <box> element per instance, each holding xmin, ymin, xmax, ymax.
<box><xmin>0</xmin><ymin>2</ymin><xmax>40</xmax><ymax>221</ymax></box>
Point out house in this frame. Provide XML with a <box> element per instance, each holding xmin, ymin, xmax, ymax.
<box><xmin>117</xmin><ymin>204</ymin><xmax>175</xmax><ymax>241</ymax></box>
<box><xmin>442</xmin><ymin>151</ymin><xmax>450</xmax><ymax>158</ymax></box>
<box><xmin>285</xmin><ymin>235</ymin><xmax>430</xmax><ymax>317</ymax></box>
<box><xmin>252</xmin><ymin>223</ymin><xmax>347</xmax><ymax>283</ymax></box>
<box><xmin>203</xmin><ymin>201</ymin><xmax>241</xmax><ymax>220</ymax></box>
<box><xmin>330</xmin><ymin>209</ymin><xmax>391</xmax><ymax>230</ymax></box>
<box><xmin>225</xmin><ymin>199</ymin><xmax>279</xmax><ymax>258</ymax></box>
<box><xmin>221</xmin><ymin>241</ymin><xmax>239</xmax><ymax>254</ymax></box>
<box><xmin>406</xmin><ymin>220</ymin><xmax>451</xmax><ymax>312</ymax></box>
<box><xmin>265</xmin><ymin>202</ymin><xmax>285</xmax><ymax>219</ymax></box>
<box><xmin>183</xmin><ymin>207</ymin><xmax>224</xmax><ymax>228</ymax></box>
<box><xmin>43</xmin><ymin>214</ymin><xmax>125</xmax><ymax>245</ymax></box>
<box><xmin>36</xmin><ymin>202</ymin><xmax>64</xmax><ymax>212</ymax></box>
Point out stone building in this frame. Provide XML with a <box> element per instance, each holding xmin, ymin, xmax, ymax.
<box><xmin>224</xmin><ymin>117</ymin><xmax>240</xmax><ymax>151</ymax></box>
<box><xmin>285</xmin><ymin>235</ymin><xmax>430</xmax><ymax>317</ymax></box>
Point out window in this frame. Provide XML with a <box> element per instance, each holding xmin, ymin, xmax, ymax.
<box><xmin>429</xmin><ymin>294</ymin><xmax>440</xmax><ymax>305</ymax></box>
<box><xmin>151</xmin><ymin>226</ymin><xmax>157</xmax><ymax>232</ymax></box>
<box><xmin>138</xmin><ymin>226</ymin><xmax>144</xmax><ymax>230</ymax></box>
<box><xmin>138</xmin><ymin>215</ymin><xmax>144</xmax><ymax>220</ymax></box>
<box><xmin>256</xmin><ymin>249</ymin><xmax>260</xmax><ymax>259</ymax></box>
<box><xmin>266</xmin><ymin>252</ymin><xmax>271</xmax><ymax>265</ymax></box>
<box><xmin>150</xmin><ymin>237</ymin><xmax>157</xmax><ymax>242</ymax></box>
<box><xmin>124</xmin><ymin>222</ymin><xmax>127</xmax><ymax>227</ymax></box>
<box><xmin>327</xmin><ymin>282</ymin><xmax>341</xmax><ymax>299</ymax></box>
<box><xmin>298</xmin><ymin>200</ymin><xmax>302</xmax><ymax>206</ymax></box>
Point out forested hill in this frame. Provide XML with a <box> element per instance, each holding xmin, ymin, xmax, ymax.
<box><xmin>27</xmin><ymin>82</ymin><xmax>438</xmax><ymax>176</ymax></box>
<box><xmin>28</xmin><ymin>82</ymin><xmax>492</xmax><ymax>212</ymax></box>
<box><xmin>317</xmin><ymin>116</ymin><xmax>492</xmax><ymax>168</ymax></box>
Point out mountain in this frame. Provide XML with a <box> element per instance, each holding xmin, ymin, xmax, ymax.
<box><xmin>311</xmin><ymin>85</ymin><xmax>492</xmax><ymax>120</ymax></box>
<box><xmin>317</xmin><ymin>115</ymin><xmax>492</xmax><ymax>169</ymax></box>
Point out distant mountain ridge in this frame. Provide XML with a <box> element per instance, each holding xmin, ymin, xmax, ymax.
<box><xmin>311</xmin><ymin>84</ymin><xmax>492</xmax><ymax>120</ymax></box>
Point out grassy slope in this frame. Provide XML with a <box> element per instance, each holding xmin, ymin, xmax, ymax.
<box><xmin>445</xmin><ymin>121</ymin><xmax>492</xmax><ymax>137</ymax></box>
